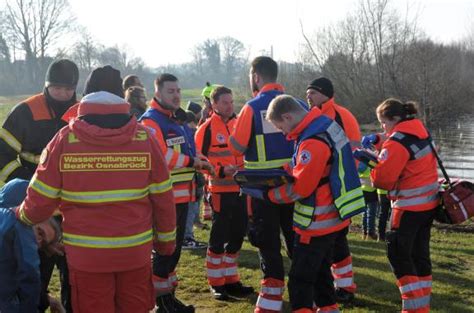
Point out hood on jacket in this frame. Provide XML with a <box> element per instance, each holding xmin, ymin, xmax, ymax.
<box><xmin>0</xmin><ymin>179</ymin><xmax>29</xmax><ymax>235</ymax></box>
<box><xmin>393</xmin><ymin>118</ymin><xmax>429</xmax><ymax>139</ymax></box>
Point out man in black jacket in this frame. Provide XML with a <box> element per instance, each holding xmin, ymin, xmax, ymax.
<box><xmin>0</xmin><ymin>58</ymin><xmax>79</xmax><ymax>313</ymax></box>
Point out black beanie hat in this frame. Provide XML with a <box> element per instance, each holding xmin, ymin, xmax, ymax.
<box><xmin>45</xmin><ymin>59</ymin><xmax>79</xmax><ymax>88</ymax></box>
<box><xmin>307</xmin><ymin>77</ymin><xmax>334</xmax><ymax>99</ymax></box>
<box><xmin>83</xmin><ymin>65</ymin><xmax>124</xmax><ymax>98</ymax></box>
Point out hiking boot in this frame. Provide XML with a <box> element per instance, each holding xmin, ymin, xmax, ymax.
<box><xmin>182</xmin><ymin>238</ymin><xmax>207</xmax><ymax>250</ymax></box>
<box><xmin>171</xmin><ymin>293</ymin><xmax>195</xmax><ymax>313</ymax></box>
<box><xmin>335</xmin><ymin>288</ymin><xmax>355</xmax><ymax>303</ymax></box>
<box><xmin>225</xmin><ymin>281</ymin><xmax>255</xmax><ymax>296</ymax></box>
<box><xmin>210</xmin><ymin>285</ymin><xmax>230</xmax><ymax>300</ymax></box>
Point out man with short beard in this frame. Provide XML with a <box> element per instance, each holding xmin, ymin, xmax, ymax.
<box><xmin>140</xmin><ymin>73</ymin><xmax>213</xmax><ymax>313</ymax></box>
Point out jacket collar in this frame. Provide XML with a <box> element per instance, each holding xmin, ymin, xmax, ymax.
<box><xmin>150</xmin><ymin>97</ymin><xmax>173</xmax><ymax>118</ymax></box>
<box><xmin>287</xmin><ymin>106</ymin><xmax>323</xmax><ymax>140</ymax></box>
<box><xmin>320</xmin><ymin>98</ymin><xmax>336</xmax><ymax>119</ymax></box>
<box><xmin>257</xmin><ymin>83</ymin><xmax>285</xmax><ymax>96</ymax></box>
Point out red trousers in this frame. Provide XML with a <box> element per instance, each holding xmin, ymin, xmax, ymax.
<box><xmin>69</xmin><ymin>264</ymin><xmax>154</xmax><ymax>313</ymax></box>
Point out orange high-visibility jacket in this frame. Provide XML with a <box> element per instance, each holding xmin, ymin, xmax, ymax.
<box><xmin>320</xmin><ymin>98</ymin><xmax>361</xmax><ymax>150</ymax></box>
<box><xmin>17</xmin><ymin>93</ymin><xmax>176</xmax><ymax>273</ymax></box>
<box><xmin>195</xmin><ymin>113</ymin><xmax>243</xmax><ymax>193</ymax></box>
<box><xmin>371</xmin><ymin>119</ymin><xmax>439</xmax><ymax>212</ymax></box>
<box><xmin>268</xmin><ymin>108</ymin><xmax>350</xmax><ymax>242</ymax></box>
<box><xmin>140</xmin><ymin>98</ymin><xmax>197</xmax><ymax>204</ymax></box>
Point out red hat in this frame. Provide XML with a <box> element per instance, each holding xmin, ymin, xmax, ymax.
<box><xmin>78</xmin><ymin>91</ymin><xmax>130</xmax><ymax>116</ymax></box>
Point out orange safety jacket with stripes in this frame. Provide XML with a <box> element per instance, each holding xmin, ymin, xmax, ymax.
<box><xmin>267</xmin><ymin>108</ymin><xmax>350</xmax><ymax>243</ymax></box>
<box><xmin>17</xmin><ymin>93</ymin><xmax>176</xmax><ymax>273</ymax></box>
<box><xmin>320</xmin><ymin>98</ymin><xmax>361</xmax><ymax>150</ymax></box>
<box><xmin>140</xmin><ymin>98</ymin><xmax>197</xmax><ymax>204</ymax></box>
<box><xmin>371</xmin><ymin>119</ymin><xmax>439</xmax><ymax>212</ymax></box>
<box><xmin>195</xmin><ymin>113</ymin><xmax>243</xmax><ymax>193</ymax></box>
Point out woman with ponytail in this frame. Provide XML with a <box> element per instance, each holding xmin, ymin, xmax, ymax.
<box><xmin>370</xmin><ymin>98</ymin><xmax>439</xmax><ymax>313</ymax></box>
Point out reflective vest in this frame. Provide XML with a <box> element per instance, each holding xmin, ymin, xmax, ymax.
<box><xmin>292</xmin><ymin>115</ymin><xmax>365</xmax><ymax>230</ymax></box>
<box><xmin>195</xmin><ymin>114</ymin><xmax>242</xmax><ymax>193</ymax></box>
<box><xmin>387</xmin><ymin>132</ymin><xmax>439</xmax><ymax>211</ymax></box>
<box><xmin>140</xmin><ymin>108</ymin><xmax>197</xmax><ymax>202</ymax></box>
<box><xmin>244</xmin><ymin>89</ymin><xmax>297</xmax><ymax>170</ymax></box>
<box><xmin>359</xmin><ymin>167</ymin><xmax>376</xmax><ymax>192</ymax></box>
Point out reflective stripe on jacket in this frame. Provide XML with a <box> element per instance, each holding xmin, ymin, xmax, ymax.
<box><xmin>140</xmin><ymin>99</ymin><xmax>197</xmax><ymax>203</ymax></box>
<box><xmin>371</xmin><ymin>119</ymin><xmax>439</xmax><ymax>212</ymax></box>
<box><xmin>195</xmin><ymin>113</ymin><xmax>243</xmax><ymax>193</ymax></box>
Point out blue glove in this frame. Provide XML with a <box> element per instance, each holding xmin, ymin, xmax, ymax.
<box><xmin>361</xmin><ymin>134</ymin><xmax>379</xmax><ymax>149</ymax></box>
<box><xmin>241</xmin><ymin>187</ymin><xmax>266</xmax><ymax>200</ymax></box>
<box><xmin>358</xmin><ymin>161</ymin><xmax>368</xmax><ymax>173</ymax></box>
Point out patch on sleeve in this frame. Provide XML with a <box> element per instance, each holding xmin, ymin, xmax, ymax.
<box><xmin>39</xmin><ymin>148</ymin><xmax>48</xmax><ymax>165</ymax></box>
<box><xmin>216</xmin><ymin>133</ymin><xmax>226</xmax><ymax>143</ymax></box>
<box><xmin>378</xmin><ymin>149</ymin><xmax>389</xmax><ymax>161</ymax></box>
<box><xmin>299</xmin><ymin>150</ymin><xmax>311</xmax><ymax>165</ymax></box>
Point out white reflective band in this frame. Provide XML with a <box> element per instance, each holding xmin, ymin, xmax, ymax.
<box><xmin>332</xmin><ymin>264</ymin><xmax>352</xmax><ymax>275</ymax></box>
<box><xmin>451</xmin><ymin>192</ymin><xmax>469</xmax><ymax>220</ymax></box>
<box><xmin>389</xmin><ymin>182</ymin><xmax>439</xmax><ymax>197</ymax></box>
<box><xmin>307</xmin><ymin>217</ymin><xmax>342</xmax><ymax>231</ymax></box>
<box><xmin>223</xmin><ymin>256</ymin><xmax>237</xmax><ymax>263</ymax></box>
<box><xmin>154</xmin><ymin>280</ymin><xmax>171</xmax><ymax>290</ymax></box>
<box><xmin>224</xmin><ymin>266</ymin><xmax>238</xmax><ymax>276</ymax></box>
<box><xmin>155</xmin><ymin>229</ymin><xmax>176</xmax><ymax>242</ymax></box>
<box><xmin>393</xmin><ymin>193</ymin><xmax>439</xmax><ymax>208</ymax></box>
<box><xmin>173</xmin><ymin>189</ymin><xmax>191</xmax><ymax>197</ymax></box>
<box><xmin>317</xmin><ymin>205</ymin><xmax>337</xmax><ymax>214</ymax></box>
<box><xmin>411</xmin><ymin>144</ymin><xmax>432</xmax><ymax>159</ymax></box>
<box><xmin>0</xmin><ymin>128</ymin><xmax>21</xmax><ymax>152</ymax></box>
<box><xmin>326</xmin><ymin>122</ymin><xmax>348</xmax><ymax>150</ymax></box>
<box><xmin>402</xmin><ymin>295</ymin><xmax>431</xmax><ymax>310</ymax></box>
<box><xmin>210</xmin><ymin>179</ymin><xmax>237</xmax><ymax>187</ymax></box>
<box><xmin>229</xmin><ymin>136</ymin><xmax>247</xmax><ymax>153</ymax></box>
<box><xmin>176</xmin><ymin>154</ymin><xmax>186</xmax><ymax>167</ymax></box>
<box><xmin>256</xmin><ymin>296</ymin><xmax>283</xmax><ymax>311</ymax></box>
<box><xmin>165</xmin><ymin>149</ymin><xmax>174</xmax><ymax>163</ymax></box>
<box><xmin>206</xmin><ymin>255</ymin><xmax>222</xmax><ymax>265</ymax></box>
<box><xmin>334</xmin><ymin>277</ymin><xmax>353</xmax><ymax>288</ymax></box>
<box><xmin>171</xmin><ymin>172</ymin><xmax>195</xmax><ymax>183</ymax></box>
<box><xmin>207</xmin><ymin>268</ymin><xmax>224</xmax><ymax>278</ymax></box>
<box><xmin>261</xmin><ymin>286</ymin><xmax>284</xmax><ymax>295</ymax></box>
<box><xmin>399</xmin><ymin>280</ymin><xmax>432</xmax><ymax>294</ymax></box>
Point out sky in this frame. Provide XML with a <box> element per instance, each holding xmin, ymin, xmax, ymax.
<box><xmin>63</xmin><ymin>0</ymin><xmax>473</xmax><ymax>67</ymax></box>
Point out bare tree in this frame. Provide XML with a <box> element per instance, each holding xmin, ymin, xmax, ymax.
<box><xmin>4</xmin><ymin>0</ymin><xmax>74</xmax><ymax>83</ymax></box>
<box><xmin>71</xmin><ymin>30</ymin><xmax>98</xmax><ymax>73</ymax></box>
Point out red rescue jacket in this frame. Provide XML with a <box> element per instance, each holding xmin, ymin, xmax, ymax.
<box><xmin>371</xmin><ymin>119</ymin><xmax>439</xmax><ymax>212</ymax></box>
<box><xmin>17</xmin><ymin>92</ymin><xmax>176</xmax><ymax>273</ymax></box>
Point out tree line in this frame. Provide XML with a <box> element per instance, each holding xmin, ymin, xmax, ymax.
<box><xmin>0</xmin><ymin>0</ymin><xmax>472</xmax><ymax>124</ymax></box>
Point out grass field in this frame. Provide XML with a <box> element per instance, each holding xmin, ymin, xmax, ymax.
<box><xmin>43</xmin><ymin>217</ymin><xmax>474</xmax><ymax>313</ymax></box>
<box><xmin>0</xmin><ymin>94</ymin><xmax>473</xmax><ymax>312</ymax></box>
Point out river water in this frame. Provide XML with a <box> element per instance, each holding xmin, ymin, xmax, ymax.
<box><xmin>430</xmin><ymin>116</ymin><xmax>474</xmax><ymax>181</ymax></box>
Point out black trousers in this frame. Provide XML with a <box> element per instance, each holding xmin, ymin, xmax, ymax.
<box><xmin>38</xmin><ymin>252</ymin><xmax>72</xmax><ymax>313</ymax></box>
<box><xmin>288</xmin><ymin>232</ymin><xmax>338</xmax><ymax>311</ymax></box>
<box><xmin>248</xmin><ymin>197</ymin><xmax>294</xmax><ymax>280</ymax></box>
<box><xmin>153</xmin><ymin>203</ymin><xmax>189</xmax><ymax>278</ymax></box>
<box><xmin>378</xmin><ymin>193</ymin><xmax>391</xmax><ymax>239</ymax></box>
<box><xmin>386</xmin><ymin>209</ymin><xmax>435</xmax><ymax>279</ymax></box>
<box><xmin>332</xmin><ymin>226</ymin><xmax>350</xmax><ymax>264</ymax></box>
<box><xmin>208</xmin><ymin>192</ymin><xmax>248</xmax><ymax>254</ymax></box>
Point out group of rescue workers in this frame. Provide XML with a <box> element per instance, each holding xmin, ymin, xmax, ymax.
<box><xmin>0</xmin><ymin>56</ymin><xmax>439</xmax><ymax>313</ymax></box>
